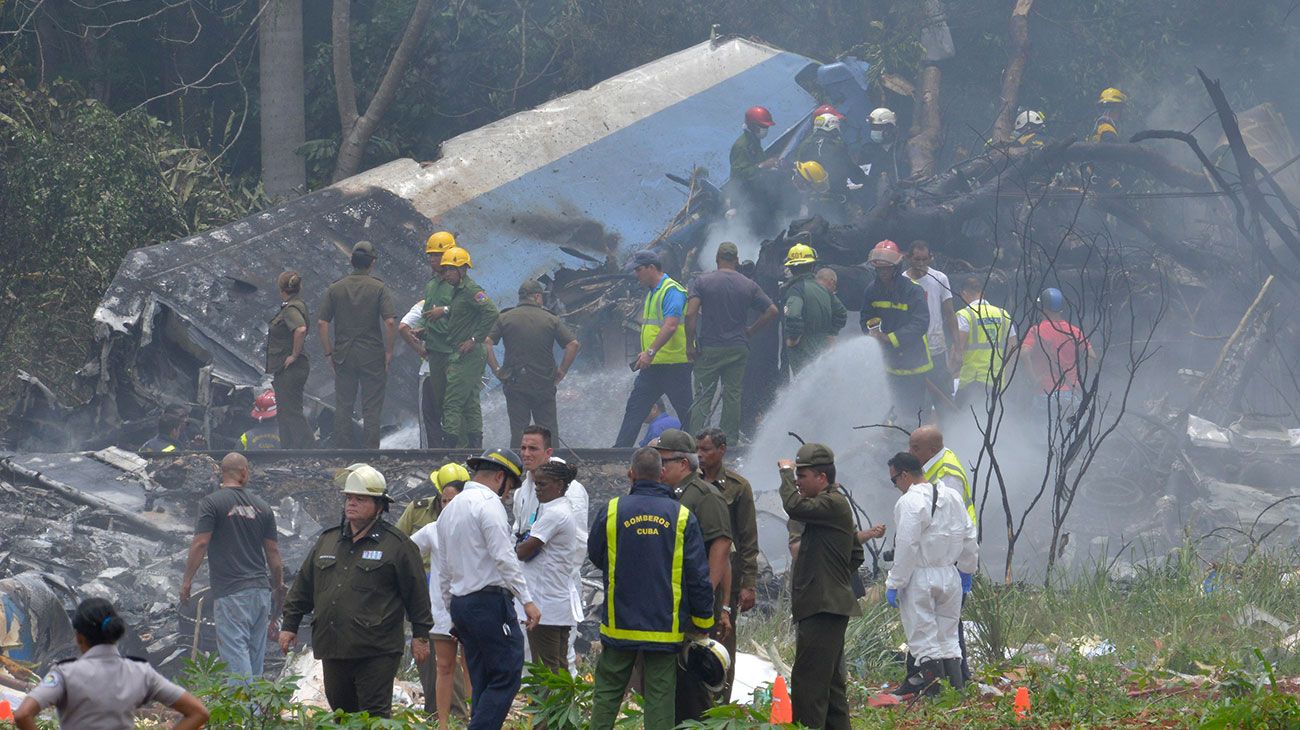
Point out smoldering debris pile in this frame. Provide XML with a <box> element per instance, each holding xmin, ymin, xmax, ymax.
<box><xmin>0</xmin><ymin>449</ymin><xmax>331</xmax><ymax>682</ymax></box>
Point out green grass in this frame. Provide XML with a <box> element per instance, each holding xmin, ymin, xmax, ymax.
<box><xmin>729</xmin><ymin>545</ymin><xmax>1300</xmax><ymax>728</ymax></box>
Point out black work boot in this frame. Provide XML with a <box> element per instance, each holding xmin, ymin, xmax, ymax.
<box><xmin>467</xmin><ymin>432</ymin><xmax>483</xmax><ymax>449</ymax></box>
<box><xmin>891</xmin><ymin>659</ymin><xmax>943</xmax><ymax>698</ymax></box>
<box><xmin>942</xmin><ymin>658</ymin><xmax>966</xmax><ymax>691</ymax></box>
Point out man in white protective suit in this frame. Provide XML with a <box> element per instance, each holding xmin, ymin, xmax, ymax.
<box><xmin>883</xmin><ymin>451</ymin><xmax>978</xmax><ymax>698</ymax></box>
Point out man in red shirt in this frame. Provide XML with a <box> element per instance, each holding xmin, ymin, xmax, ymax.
<box><xmin>1019</xmin><ymin>288</ymin><xmax>1095</xmax><ymax>412</ymax></box>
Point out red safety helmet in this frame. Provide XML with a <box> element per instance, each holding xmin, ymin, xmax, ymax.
<box><xmin>745</xmin><ymin>106</ymin><xmax>775</xmax><ymax>127</ymax></box>
<box><xmin>813</xmin><ymin>104</ymin><xmax>845</xmax><ymax>120</ymax></box>
<box><xmin>868</xmin><ymin>239</ymin><xmax>904</xmax><ymax>266</ymax></box>
<box><xmin>251</xmin><ymin>390</ymin><xmax>278</xmax><ymax>420</ymax></box>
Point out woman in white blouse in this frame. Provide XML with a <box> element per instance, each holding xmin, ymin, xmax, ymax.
<box><xmin>410</xmin><ymin>482</ymin><xmax>472</xmax><ymax>730</ymax></box>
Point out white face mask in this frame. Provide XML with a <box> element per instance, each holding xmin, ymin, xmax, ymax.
<box><xmin>870</xmin><ymin>130</ymin><xmax>885</xmax><ymax>143</ymax></box>
<box><xmin>756</xmin><ymin>126</ymin><xmax>769</xmax><ymax>140</ymax></box>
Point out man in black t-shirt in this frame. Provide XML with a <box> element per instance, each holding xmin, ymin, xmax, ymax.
<box><xmin>181</xmin><ymin>452</ymin><xmax>283</xmax><ymax>678</ymax></box>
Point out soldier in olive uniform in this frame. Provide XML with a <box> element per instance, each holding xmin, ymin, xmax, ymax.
<box><xmin>438</xmin><ymin>246</ymin><xmax>498</xmax><ymax>449</ymax></box>
<box><xmin>316</xmin><ymin>241</ymin><xmax>398</xmax><ymax>449</ymax></box>
<box><xmin>696</xmin><ymin>428</ymin><xmax>760</xmax><ymax>700</ymax></box>
<box><xmin>486</xmin><ymin>278</ymin><xmax>582</xmax><ymax>446</ymax></box>
<box><xmin>778</xmin><ymin>443</ymin><xmax>863</xmax><ymax>730</ymax></box>
<box><xmin>267</xmin><ymin>270</ymin><xmax>313</xmax><ymax>448</ymax></box>
<box><xmin>280</xmin><ymin>464</ymin><xmax>434</xmax><ymax>717</ymax></box>
<box><xmin>419</xmin><ymin>232</ymin><xmax>460</xmax><ymax>448</ymax></box>
<box><xmin>651</xmin><ymin>429</ymin><xmax>733</xmax><ymax>723</ymax></box>
<box><xmin>782</xmin><ymin>244</ymin><xmax>847</xmax><ymax>375</ymax></box>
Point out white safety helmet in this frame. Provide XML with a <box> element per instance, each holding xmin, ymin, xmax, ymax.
<box><xmin>868</xmin><ymin>107</ymin><xmax>897</xmax><ymax>127</ymax></box>
<box><xmin>813</xmin><ymin>113</ymin><xmax>841</xmax><ymax>133</ymax></box>
<box><xmin>1015</xmin><ymin>110</ymin><xmax>1045</xmax><ymax>133</ymax></box>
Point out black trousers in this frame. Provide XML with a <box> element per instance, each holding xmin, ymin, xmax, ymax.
<box><xmin>321</xmin><ymin>653</ymin><xmax>402</xmax><ymax>717</ymax></box>
<box><xmin>422</xmin><ymin>351</ymin><xmax>450</xmax><ymax>448</ymax></box>
<box><xmin>450</xmin><ymin>588</ymin><xmax>524</xmax><ymax>730</ymax></box>
<box><xmin>791</xmin><ymin>612</ymin><xmax>850</xmax><ymax>730</ymax></box>
<box><xmin>273</xmin><ymin>356</ymin><xmax>313</xmax><ymax>448</ymax></box>
<box><xmin>504</xmin><ymin>375</ymin><xmax>559</xmax><ymax>449</ymax></box>
<box><xmin>613</xmin><ymin>363</ymin><xmax>693</xmax><ymax>447</ymax></box>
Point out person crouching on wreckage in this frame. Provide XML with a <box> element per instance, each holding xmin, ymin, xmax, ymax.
<box><xmin>881</xmin><ymin>451</ymin><xmax>978</xmax><ymax>699</ymax></box>
<box><xmin>279</xmin><ymin>463</ymin><xmax>434</xmax><ymax>718</ymax></box>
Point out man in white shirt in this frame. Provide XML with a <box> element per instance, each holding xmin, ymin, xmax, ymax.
<box><xmin>397</xmin><ymin>300</ymin><xmax>436</xmax><ymax>447</ymax></box>
<box><xmin>513</xmin><ymin>425</ymin><xmax>589</xmax><ymax>671</ymax></box>
<box><xmin>515</xmin><ymin>460</ymin><xmax>580</xmax><ymax>672</ymax></box>
<box><xmin>903</xmin><ymin>241</ymin><xmax>959</xmax><ymax>405</ymax></box>
<box><xmin>437</xmin><ymin>447</ymin><xmax>540</xmax><ymax>730</ymax></box>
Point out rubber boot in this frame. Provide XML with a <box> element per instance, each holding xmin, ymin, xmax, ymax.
<box><xmin>942</xmin><ymin>658</ymin><xmax>966</xmax><ymax>691</ymax></box>
<box><xmin>891</xmin><ymin>658</ymin><xmax>942</xmax><ymax>698</ymax></box>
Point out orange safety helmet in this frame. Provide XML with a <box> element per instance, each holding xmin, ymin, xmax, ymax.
<box><xmin>868</xmin><ymin>239</ymin><xmax>904</xmax><ymax>266</ymax></box>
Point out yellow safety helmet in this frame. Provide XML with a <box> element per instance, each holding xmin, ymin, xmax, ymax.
<box><xmin>429</xmin><ymin>462</ymin><xmax>471</xmax><ymax>493</ymax></box>
<box><xmin>425</xmin><ymin>231</ymin><xmax>457</xmax><ymax>254</ymax></box>
<box><xmin>1098</xmin><ymin>87</ymin><xmax>1127</xmax><ymax>105</ymax></box>
<box><xmin>440</xmin><ymin>246</ymin><xmax>473</xmax><ymax>268</ymax></box>
<box><xmin>784</xmin><ymin>242</ymin><xmax>818</xmax><ymax>267</ymax></box>
<box><xmin>796</xmin><ymin>160</ymin><xmax>830</xmax><ymax>192</ymax></box>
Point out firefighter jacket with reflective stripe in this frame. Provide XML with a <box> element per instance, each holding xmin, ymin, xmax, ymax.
<box><xmin>240</xmin><ymin>421</ymin><xmax>281</xmax><ymax>450</ymax></box>
<box><xmin>641</xmin><ymin>275</ymin><xmax>688</xmax><ymax>364</ymax></box>
<box><xmin>861</xmin><ymin>276</ymin><xmax>933</xmax><ymax>375</ymax></box>
<box><xmin>925</xmin><ymin>448</ymin><xmax>976</xmax><ymax>526</ymax></box>
<box><xmin>587</xmin><ymin>480</ymin><xmax>715</xmax><ymax>652</ymax></box>
<box><xmin>956</xmin><ymin>301</ymin><xmax>1013</xmax><ymax>387</ymax></box>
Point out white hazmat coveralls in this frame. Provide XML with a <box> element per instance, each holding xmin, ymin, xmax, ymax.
<box><xmin>885</xmin><ymin>480</ymin><xmax>979</xmax><ymax>661</ymax></box>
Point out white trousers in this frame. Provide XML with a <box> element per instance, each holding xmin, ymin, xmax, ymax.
<box><xmin>899</xmin><ymin>565</ymin><xmax>962</xmax><ymax>661</ymax></box>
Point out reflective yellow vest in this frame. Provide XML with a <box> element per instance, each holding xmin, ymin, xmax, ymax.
<box><xmin>925</xmin><ymin>448</ymin><xmax>976</xmax><ymax>526</ymax></box>
<box><xmin>957</xmin><ymin>301</ymin><xmax>1012</xmax><ymax>387</ymax></box>
<box><xmin>641</xmin><ymin>276</ymin><xmax>688</xmax><ymax>364</ymax></box>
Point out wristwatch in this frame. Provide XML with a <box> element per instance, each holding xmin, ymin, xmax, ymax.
<box><xmin>647</xmin><ymin>347</ymin><xmax>657</xmax><ymax>356</ymax></box>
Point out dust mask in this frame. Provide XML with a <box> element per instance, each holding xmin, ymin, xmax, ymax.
<box><xmin>870</xmin><ymin>130</ymin><xmax>885</xmax><ymax>143</ymax></box>
<box><xmin>756</xmin><ymin>126</ymin><xmax>769</xmax><ymax>140</ymax></box>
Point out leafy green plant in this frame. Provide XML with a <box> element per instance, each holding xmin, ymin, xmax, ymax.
<box><xmin>1199</xmin><ymin>649</ymin><xmax>1300</xmax><ymax>729</ymax></box>
<box><xmin>676</xmin><ymin>702</ymin><xmax>807</xmax><ymax>729</ymax></box>
<box><xmin>179</xmin><ymin>654</ymin><xmax>426</xmax><ymax>729</ymax></box>
<box><xmin>518</xmin><ymin>661</ymin><xmax>641</xmax><ymax>729</ymax></box>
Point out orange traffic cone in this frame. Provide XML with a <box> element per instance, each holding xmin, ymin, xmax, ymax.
<box><xmin>769</xmin><ymin>675</ymin><xmax>793</xmax><ymax>723</ymax></box>
<box><xmin>1013</xmin><ymin>686</ymin><xmax>1031</xmax><ymax>720</ymax></box>
<box><xmin>0</xmin><ymin>699</ymin><xmax>13</xmax><ymax>721</ymax></box>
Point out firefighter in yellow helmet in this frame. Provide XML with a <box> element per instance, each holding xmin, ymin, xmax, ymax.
<box><xmin>781</xmin><ymin>243</ymin><xmax>846</xmax><ymax>375</ymax></box>
<box><xmin>1091</xmin><ymin>87</ymin><xmax>1126</xmax><ymax>143</ymax></box>
<box><xmin>438</xmin><ymin>247</ymin><xmax>497</xmax><ymax>449</ymax></box>
<box><xmin>416</xmin><ymin>232</ymin><xmax>462</xmax><ymax>448</ymax></box>
<box><xmin>794</xmin><ymin>112</ymin><xmax>867</xmax><ymax>223</ymax></box>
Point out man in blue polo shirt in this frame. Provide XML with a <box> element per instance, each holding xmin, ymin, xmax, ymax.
<box><xmin>614</xmin><ymin>250</ymin><xmax>693</xmax><ymax>447</ymax></box>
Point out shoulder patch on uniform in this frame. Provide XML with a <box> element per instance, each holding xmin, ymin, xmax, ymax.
<box><xmin>41</xmin><ymin>670</ymin><xmax>61</xmax><ymax>686</ymax></box>
<box><xmin>414</xmin><ymin>498</ymin><xmax>432</xmax><ymax>508</ymax></box>
<box><xmin>474</xmin><ymin>291</ymin><xmax>489</xmax><ymax>302</ymax></box>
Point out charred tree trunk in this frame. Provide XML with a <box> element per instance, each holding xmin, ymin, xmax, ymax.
<box><xmin>991</xmin><ymin>0</ymin><xmax>1036</xmax><ymax>143</ymax></box>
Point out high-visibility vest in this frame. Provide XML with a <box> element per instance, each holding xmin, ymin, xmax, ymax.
<box><xmin>641</xmin><ymin>276</ymin><xmax>688</xmax><ymax>364</ymax></box>
<box><xmin>957</xmin><ymin>302</ymin><xmax>1012</xmax><ymax>387</ymax></box>
<box><xmin>925</xmin><ymin>448</ymin><xmax>976</xmax><ymax>526</ymax></box>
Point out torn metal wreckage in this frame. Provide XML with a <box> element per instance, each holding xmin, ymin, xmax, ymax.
<box><xmin>4</xmin><ymin>33</ymin><xmax>1300</xmax><ymax>714</ymax></box>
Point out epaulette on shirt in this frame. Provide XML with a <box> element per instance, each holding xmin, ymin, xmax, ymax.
<box><xmin>413</xmin><ymin>498</ymin><xmax>433</xmax><ymax>509</ymax></box>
